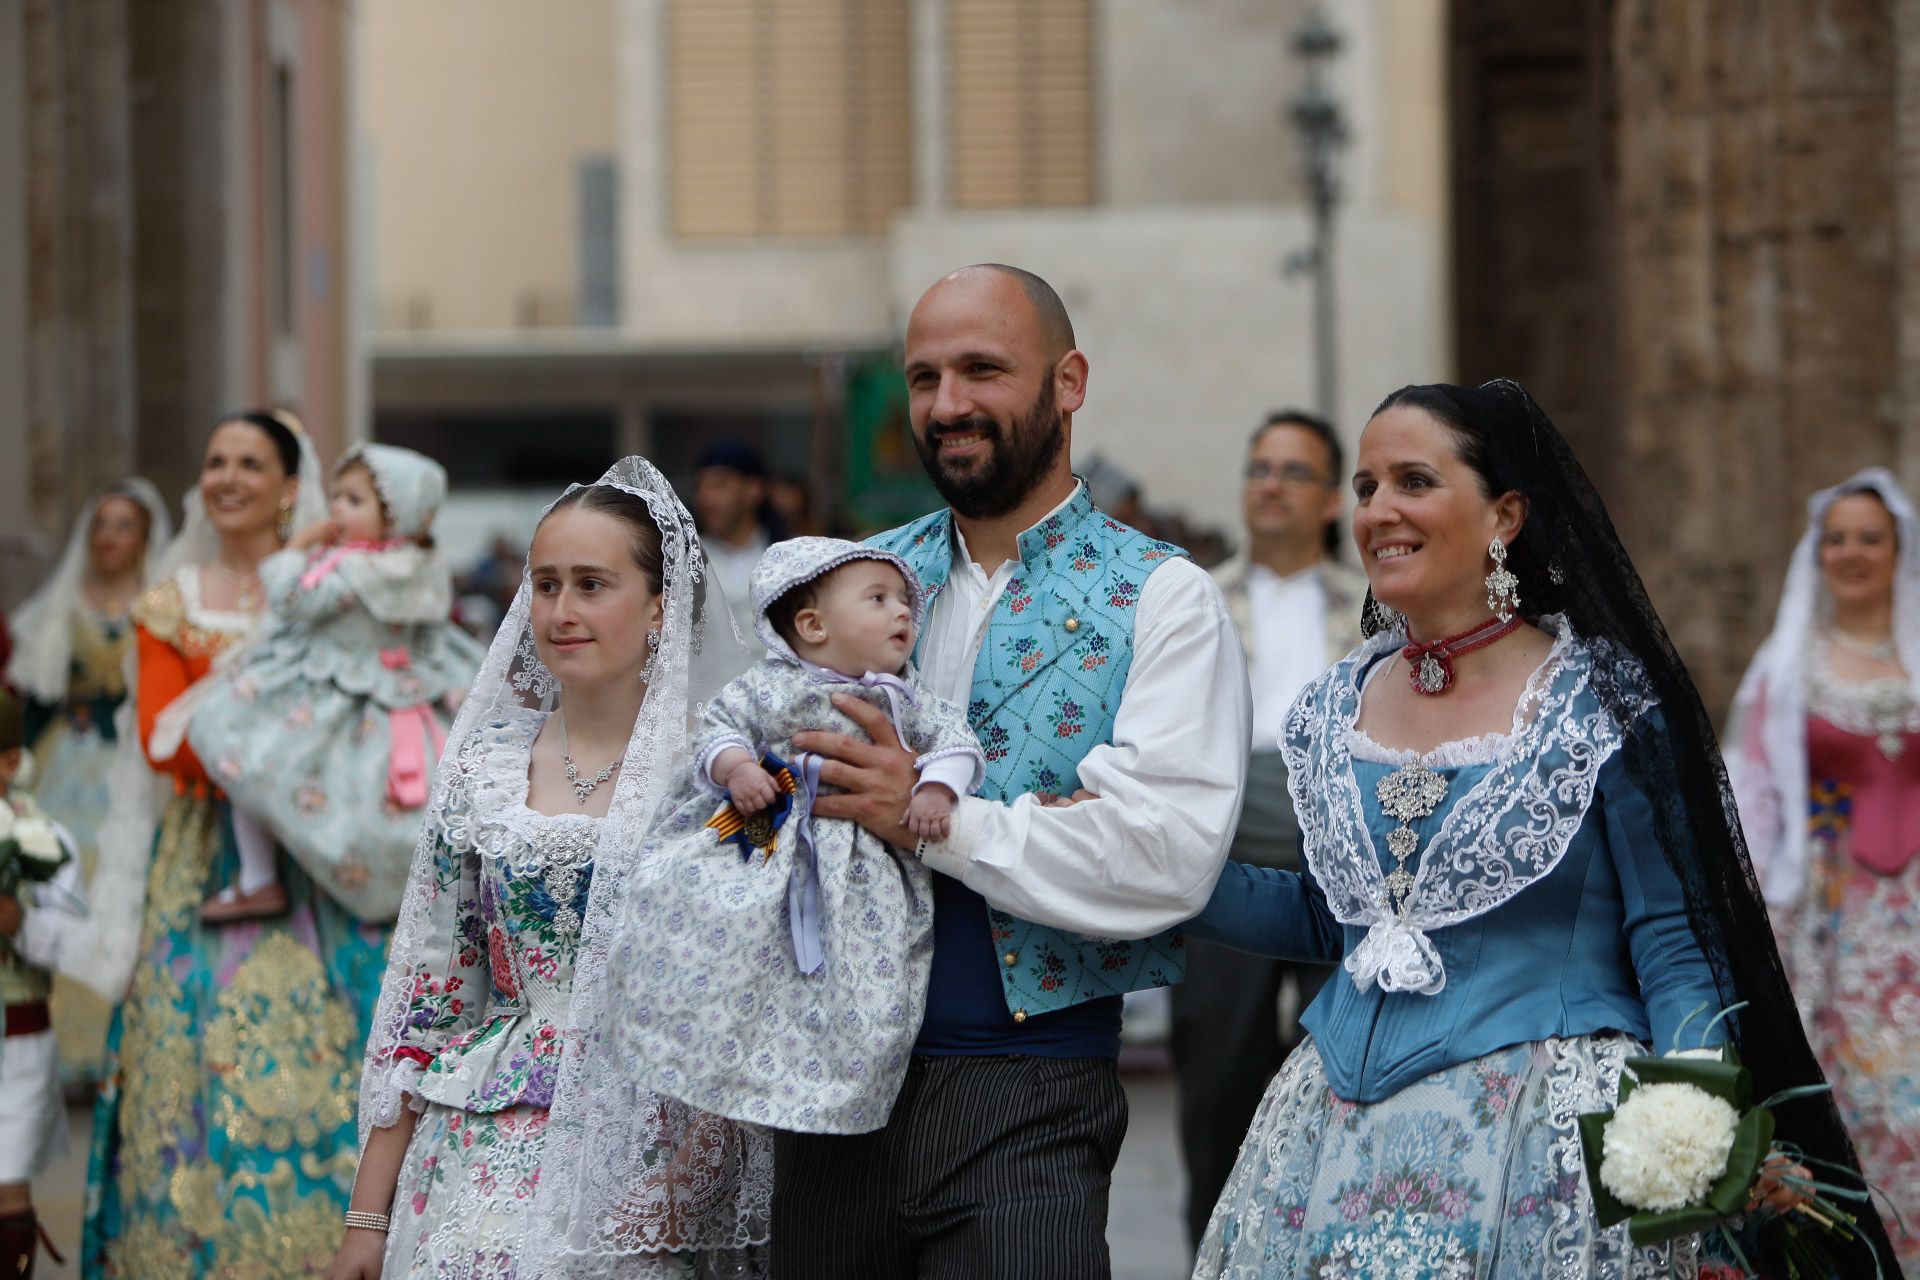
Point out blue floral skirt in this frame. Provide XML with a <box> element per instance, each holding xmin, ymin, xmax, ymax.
<box><xmin>1194</xmin><ymin>1034</ymin><xmax>1751</xmax><ymax>1280</ymax></box>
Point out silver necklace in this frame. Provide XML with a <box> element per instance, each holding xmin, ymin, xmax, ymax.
<box><xmin>1825</xmin><ymin>627</ymin><xmax>1896</xmax><ymax>663</ymax></box>
<box><xmin>558</xmin><ymin>715</ymin><xmax>621</xmax><ymax>805</ymax></box>
<box><xmin>207</xmin><ymin>558</ymin><xmax>262</xmax><ymax>611</ymax></box>
<box><xmin>1375</xmin><ymin>759</ymin><xmax>1449</xmax><ymax>915</ymax></box>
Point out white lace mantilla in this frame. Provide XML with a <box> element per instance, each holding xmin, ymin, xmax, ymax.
<box><xmin>1284</xmin><ymin>617</ymin><xmax>1655</xmax><ymax>997</ymax></box>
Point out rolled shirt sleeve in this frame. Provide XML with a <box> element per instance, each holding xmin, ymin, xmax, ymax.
<box><xmin>915</xmin><ymin>557</ymin><xmax>1252</xmax><ymax>939</ymax></box>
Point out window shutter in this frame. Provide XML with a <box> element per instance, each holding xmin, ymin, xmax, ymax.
<box><xmin>949</xmin><ymin>0</ymin><xmax>1094</xmax><ymax>209</ymax></box>
<box><xmin>668</xmin><ymin>0</ymin><xmax>912</xmax><ymax>239</ymax></box>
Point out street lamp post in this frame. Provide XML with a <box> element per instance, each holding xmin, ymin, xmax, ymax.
<box><xmin>1287</xmin><ymin>9</ymin><xmax>1347</xmax><ymax>425</ymax></box>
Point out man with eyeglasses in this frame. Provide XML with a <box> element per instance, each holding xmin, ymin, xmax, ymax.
<box><xmin>1170</xmin><ymin>409</ymin><xmax>1364</xmax><ymax>1251</ymax></box>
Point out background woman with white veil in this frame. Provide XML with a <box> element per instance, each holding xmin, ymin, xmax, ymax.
<box><xmin>336</xmin><ymin>459</ymin><xmax>769</xmax><ymax>1280</ymax></box>
<box><xmin>6</xmin><ymin>480</ymin><xmax>171</xmax><ymax>1082</ymax></box>
<box><xmin>64</xmin><ymin>410</ymin><xmax>393</xmax><ymax>1279</ymax></box>
<box><xmin>1727</xmin><ymin>466</ymin><xmax>1920</xmax><ymax>1267</ymax></box>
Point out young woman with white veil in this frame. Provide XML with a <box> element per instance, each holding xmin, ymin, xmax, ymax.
<box><xmin>60</xmin><ymin>412</ymin><xmax>398</xmax><ymax>1278</ymax></box>
<box><xmin>1727</xmin><ymin>467</ymin><xmax>1920</xmax><ymax>1267</ymax></box>
<box><xmin>335</xmin><ymin>460</ymin><xmax>770</xmax><ymax>1280</ymax></box>
<box><xmin>5</xmin><ymin>480</ymin><xmax>171</xmax><ymax>1082</ymax></box>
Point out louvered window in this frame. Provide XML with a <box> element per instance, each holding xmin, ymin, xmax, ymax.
<box><xmin>948</xmin><ymin>0</ymin><xmax>1094</xmax><ymax>208</ymax></box>
<box><xmin>667</xmin><ymin>0</ymin><xmax>912</xmax><ymax>238</ymax></box>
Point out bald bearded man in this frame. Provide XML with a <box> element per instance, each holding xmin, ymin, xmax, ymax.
<box><xmin>775</xmin><ymin>265</ymin><xmax>1251</xmax><ymax>1278</ymax></box>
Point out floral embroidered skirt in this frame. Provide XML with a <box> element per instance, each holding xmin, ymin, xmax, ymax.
<box><xmin>1193</xmin><ymin>1034</ymin><xmax>1750</xmax><ymax>1280</ymax></box>
<box><xmin>82</xmin><ymin>793</ymin><xmax>393</xmax><ymax>1279</ymax></box>
<box><xmin>1776</xmin><ymin>834</ymin><xmax>1920</xmax><ymax>1270</ymax></box>
<box><xmin>387</xmin><ymin>1102</ymin><xmax>765</xmax><ymax>1279</ymax></box>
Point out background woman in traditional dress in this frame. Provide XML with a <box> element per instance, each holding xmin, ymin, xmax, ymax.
<box><xmin>336</xmin><ymin>460</ymin><xmax>769</xmax><ymax>1280</ymax></box>
<box><xmin>63</xmin><ymin>411</ymin><xmax>392</xmax><ymax>1279</ymax></box>
<box><xmin>1184</xmin><ymin>381</ymin><xmax>1892</xmax><ymax>1278</ymax></box>
<box><xmin>6</xmin><ymin>481</ymin><xmax>171</xmax><ymax>1082</ymax></box>
<box><xmin>1727</xmin><ymin>467</ymin><xmax>1920</xmax><ymax>1268</ymax></box>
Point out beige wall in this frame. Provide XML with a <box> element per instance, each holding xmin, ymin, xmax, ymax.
<box><xmin>365</xmin><ymin>0</ymin><xmax>1452</xmax><ymax>533</ymax></box>
<box><xmin>614</xmin><ymin>0</ymin><xmax>896</xmax><ymax>347</ymax></box>
<box><xmin>364</xmin><ymin>0</ymin><xmax>616</xmax><ymax>332</ymax></box>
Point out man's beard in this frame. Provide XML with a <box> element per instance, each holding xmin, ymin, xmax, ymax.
<box><xmin>912</xmin><ymin>379</ymin><xmax>1066</xmax><ymax>520</ymax></box>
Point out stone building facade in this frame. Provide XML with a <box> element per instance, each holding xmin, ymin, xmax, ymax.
<box><xmin>0</xmin><ymin>0</ymin><xmax>359</xmax><ymax>603</ymax></box>
<box><xmin>1451</xmin><ymin>0</ymin><xmax>1920</xmax><ymax>714</ymax></box>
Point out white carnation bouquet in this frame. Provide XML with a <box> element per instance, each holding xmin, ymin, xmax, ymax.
<box><xmin>0</xmin><ymin>793</ymin><xmax>70</xmax><ymax>897</ymax></box>
<box><xmin>1579</xmin><ymin>1004</ymin><xmax>1887</xmax><ymax>1275</ymax></box>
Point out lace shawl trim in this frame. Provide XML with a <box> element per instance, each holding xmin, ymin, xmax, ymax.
<box><xmin>1346</xmin><ymin>726</ymin><xmax>1514</xmax><ymax>769</ymax></box>
<box><xmin>440</xmin><ymin>708</ymin><xmax>601</xmax><ymax>867</ymax></box>
<box><xmin>1806</xmin><ymin>646</ymin><xmax>1920</xmax><ymax>739</ymax></box>
<box><xmin>1284</xmin><ymin>617</ymin><xmax>1655</xmax><ymax>996</ymax></box>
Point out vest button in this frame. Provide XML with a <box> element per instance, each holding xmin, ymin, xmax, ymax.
<box><xmin>1064</xmin><ymin>617</ymin><xmax>1080</xmax><ymax>633</ymax></box>
<box><xmin>1013</xmin><ymin>1009</ymin><xmax>1028</xmax><ymax>1023</ymax></box>
<box><xmin>1003</xmin><ymin>951</ymin><xmax>1018</xmax><ymax>966</ymax></box>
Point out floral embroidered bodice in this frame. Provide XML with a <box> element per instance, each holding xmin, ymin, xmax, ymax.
<box><xmin>396</xmin><ymin>710</ymin><xmax>596</xmax><ymax>1113</ymax></box>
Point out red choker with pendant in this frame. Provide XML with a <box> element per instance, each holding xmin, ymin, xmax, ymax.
<box><xmin>1401</xmin><ymin>616</ymin><xmax>1523</xmax><ymax>695</ymax></box>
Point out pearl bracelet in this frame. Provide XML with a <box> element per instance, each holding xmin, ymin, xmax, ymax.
<box><xmin>344</xmin><ymin>1210</ymin><xmax>391</xmax><ymax>1233</ymax></box>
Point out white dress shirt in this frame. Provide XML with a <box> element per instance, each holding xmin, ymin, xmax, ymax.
<box><xmin>915</xmin><ymin>487</ymin><xmax>1252</xmax><ymax>940</ymax></box>
<box><xmin>1246</xmin><ymin>563</ymin><xmax>1328</xmax><ymax>752</ymax></box>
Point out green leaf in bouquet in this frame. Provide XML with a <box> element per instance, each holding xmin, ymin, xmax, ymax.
<box><xmin>1578</xmin><ymin>1111</ymin><xmax>1634</xmax><ymax>1228</ymax></box>
<box><xmin>1626</xmin><ymin>1205</ymin><xmax>1729</xmax><ymax>1248</ymax></box>
<box><xmin>1620</xmin><ymin>1053</ymin><xmax>1753</xmax><ymax>1112</ymax></box>
<box><xmin>1705</xmin><ymin>1106</ymin><xmax>1775</xmax><ymax>1219</ymax></box>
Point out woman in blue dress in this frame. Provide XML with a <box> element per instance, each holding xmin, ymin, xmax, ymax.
<box><xmin>1188</xmin><ymin>381</ymin><xmax>1894</xmax><ymax>1278</ymax></box>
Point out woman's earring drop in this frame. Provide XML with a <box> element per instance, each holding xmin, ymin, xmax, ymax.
<box><xmin>1485</xmin><ymin>539</ymin><xmax>1520</xmax><ymax>623</ymax></box>
<box><xmin>640</xmin><ymin>628</ymin><xmax>662</xmax><ymax>682</ymax></box>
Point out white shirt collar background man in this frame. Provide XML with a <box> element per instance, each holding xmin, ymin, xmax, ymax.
<box><xmin>1213</xmin><ymin>411</ymin><xmax>1367</xmax><ymax>748</ymax></box>
<box><xmin>1171</xmin><ymin>408</ymin><xmax>1364</xmax><ymax>1254</ymax></box>
<box><xmin>692</xmin><ymin>442</ymin><xmax>780</xmax><ymax>655</ymax></box>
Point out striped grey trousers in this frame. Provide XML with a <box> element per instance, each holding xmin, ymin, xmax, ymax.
<box><xmin>770</xmin><ymin>1053</ymin><xmax>1130</xmax><ymax>1279</ymax></box>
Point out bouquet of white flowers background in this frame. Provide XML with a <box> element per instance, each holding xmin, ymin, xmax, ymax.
<box><xmin>0</xmin><ymin>794</ymin><xmax>70</xmax><ymax>898</ymax></box>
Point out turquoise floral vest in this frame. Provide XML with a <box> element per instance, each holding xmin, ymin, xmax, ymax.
<box><xmin>871</xmin><ymin>485</ymin><xmax>1190</xmax><ymax>1017</ymax></box>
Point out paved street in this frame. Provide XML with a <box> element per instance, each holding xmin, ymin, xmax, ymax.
<box><xmin>35</xmin><ymin>1071</ymin><xmax>1192</xmax><ymax>1278</ymax></box>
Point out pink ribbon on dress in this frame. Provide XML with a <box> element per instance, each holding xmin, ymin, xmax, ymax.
<box><xmin>300</xmin><ymin>539</ymin><xmax>408</xmax><ymax>590</ymax></box>
<box><xmin>381</xmin><ymin>647</ymin><xmax>445</xmax><ymax>809</ymax></box>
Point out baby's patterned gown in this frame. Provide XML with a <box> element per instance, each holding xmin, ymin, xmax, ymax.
<box><xmin>615</xmin><ymin>657</ymin><xmax>983</xmax><ymax>1134</ymax></box>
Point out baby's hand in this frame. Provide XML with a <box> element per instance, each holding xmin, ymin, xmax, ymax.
<box><xmin>724</xmin><ymin>759</ymin><xmax>779</xmax><ymax>814</ymax></box>
<box><xmin>903</xmin><ymin>784</ymin><xmax>957</xmax><ymax>842</ymax></box>
<box><xmin>1033</xmin><ymin>789</ymin><xmax>1095</xmax><ymax>809</ymax></box>
<box><xmin>290</xmin><ymin>519</ymin><xmax>340</xmax><ymax>552</ymax></box>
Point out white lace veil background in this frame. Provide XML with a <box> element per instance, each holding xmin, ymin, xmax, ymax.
<box><xmin>6</xmin><ymin>478</ymin><xmax>175</xmax><ymax>705</ymax></box>
<box><xmin>57</xmin><ymin>422</ymin><xmax>328</xmax><ymax>999</ymax></box>
<box><xmin>357</xmin><ymin>458</ymin><xmax>770</xmax><ymax>1275</ymax></box>
<box><xmin>1726</xmin><ymin>466</ymin><xmax>1920</xmax><ymax>906</ymax></box>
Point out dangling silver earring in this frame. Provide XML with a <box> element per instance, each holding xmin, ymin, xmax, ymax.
<box><xmin>640</xmin><ymin>628</ymin><xmax>661</xmax><ymax>682</ymax></box>
<box><xmin>1485</xmin><ymin>539</ymin><xmax>1520</xmax><ymax>623</ymax></box>
<box><xmin>1362</xmin><ymin>589</ymin><xmax>1404</xmax><ymax>640</ymax></box>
